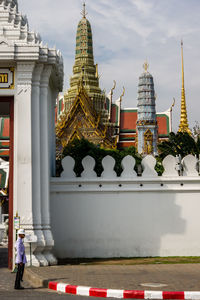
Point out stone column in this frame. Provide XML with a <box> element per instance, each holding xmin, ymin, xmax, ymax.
<box><xmin>31</xmin><ymin>64</ymin><xmax>48</xmax><ymax>266</ymax></box>
<box><xmin>15</xmin><ymin>62</ymin><xmax>40</xmax><ymax>266</ymax></box>
<box><xmin>40</xmin><ymin>65</ymin><xmax>57</xmax><ymax>265</ymax></box>
<box><xmin>49</xmin><ymin>89</ymin><xmax>59</xmax><ymax>177</ymax></box>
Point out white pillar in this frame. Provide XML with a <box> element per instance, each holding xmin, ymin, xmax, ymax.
<box><xmin>15</xmin><ymin>62</ymin><xmax>40</xmax><ymax>266</ymax></box>
<box><xmin>31</xmin><ymin>64</ymin><xmax>48</xmax><ymax>266</ymax></box>
<box><xmin>49</xmin><ymin>89</ymin><xmax>58</xmax><ymax>177</ymax></box>
<box><xmin>40</xmin><ymin>65</ymin><xmax>57</xmax><ymax>265</ymax></box>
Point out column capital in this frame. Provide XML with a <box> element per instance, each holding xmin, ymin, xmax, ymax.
<box><xmin>41</xmin><ymin>65</ymin><xmax>52</xmax><ymax>87</ymax></box>
<box><xmin>32</xmin><ymin>64</ymin><xmax>44</xmax><ymax>85</ymax></box>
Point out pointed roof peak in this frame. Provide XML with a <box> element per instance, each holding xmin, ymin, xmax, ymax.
<box><xmin>81</xmin><ymin>2</ymin><xmax>88</xmax><ymax>19</ymax></box>
<box><xmin>143</xmin><ymin>60</ymin><xmax>149</xmax><ymax>73</ymax></box>
<box><xmin>178</xmin><ymin>39</ymin><xmax>191</xmax><ymax>135</ymax></box>
<box><xmin>181</xmin><ymin>39</ymin><xmax>183</xmax><ymax>47</ymax></box>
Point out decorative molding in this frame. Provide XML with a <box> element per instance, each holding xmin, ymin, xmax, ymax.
<box><xmin>50</xmin><ymin>177</ymin><xmax>200</xmax><ymax>193</ymax></box>
<box><xmin>17</xmin><ymin>62</ymin><xmax>35</xmax><ymax>86</ymax></box>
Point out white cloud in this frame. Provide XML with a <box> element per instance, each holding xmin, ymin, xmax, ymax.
<box><xmin>17</xmin><ymin>0</ymin><xmax>200</xmax><ymax>131</ymax></box>
<box><xmin>131</xmin><ymin>0</ymin><xmax>154</xmax><ymax>15</ymax></box>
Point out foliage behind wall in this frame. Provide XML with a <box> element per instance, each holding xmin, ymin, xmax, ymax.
<box><xmin>56</xmin><ymin>138</ymin><xmax>141</xmax><ymax>177</ymax></box>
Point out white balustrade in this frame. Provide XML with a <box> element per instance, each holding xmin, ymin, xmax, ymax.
<box><xmin>162</xmin><ymin>155</ymin><xmax>179</xmax><ymax>177</ymax></box>
<box><xmin>182</xmin><ymin>155</ymin><xmax>199</xmax><ymax>176</ymax></box>
<box><xmin>61</xmin><ymin>156</ymin><xmax>76</xmax><ymax>178</ymax></box>
<box><xmin>60</xmin><ymin>154</ymin><xmax>199</xmax><ymax>179</ymax></box>
<box><xmin>121</xmin><ymin>155</ymin><xmax>137</xmax><ymax>178</ymax></box>
<box><xmin>81</xmin><ymin>156</ymin><xmax>97</xmax><ymax>178</ymax></box>
<box><xmin>141</xmin><ymin>155</ymin><xmax>158</xmax><ymax>177</ymax></box>
<box><xmin>101</xmin><ymin>155</ymin><xmax>117</xmax><ymax>178</ymax></box>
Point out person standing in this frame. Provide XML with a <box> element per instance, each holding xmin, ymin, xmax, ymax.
<box><xmin>14</xmin><ymin>228</ymin><xmax>27</xmax><ymax>290</ymax></box>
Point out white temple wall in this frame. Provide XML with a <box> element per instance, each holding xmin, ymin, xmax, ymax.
<box><xmin>50</xmin><ymin>155</ymin><xmax>200</xmax><ymax>258</ymax></box>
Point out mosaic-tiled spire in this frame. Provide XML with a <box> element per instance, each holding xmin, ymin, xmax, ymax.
<box><xmin>137</xmin><ymin>61</ymin><xmax>156</xmax><ymax>123</ymax></box>
<box><xmin>178</xmin><ymin>41</ymin><xmax>191</xmax><ymax>135</ymax></box>
<box><xmin>64</xmin><ymin>3</ymin><xmax>105</xmax><ymax>116</ymax></box>
<box><xmin>136</xmin><ymin>62</ymin><xmax>158</xmax><ymax>155</ymax></box>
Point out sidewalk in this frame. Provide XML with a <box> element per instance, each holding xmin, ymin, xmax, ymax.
<box><xmin>25</xmin><ymin>263</ymin><xmax>200</xmax><ymax>291</ymax></box>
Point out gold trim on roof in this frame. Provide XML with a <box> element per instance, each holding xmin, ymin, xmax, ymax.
<box><xmin>56</xmin><ymin>86</ymin><xmax>116</xmax><ymax>150</ymax></box>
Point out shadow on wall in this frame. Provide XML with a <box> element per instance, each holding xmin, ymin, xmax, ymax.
<box><xmin>130</xmin><ymin>192</ymin><xmax>186</xmax><ymax>256</ymax></box>
<box><xmin>52</xmin><ymin>192</ymin><xmax>186</xmax><ymax>258</ymax></box>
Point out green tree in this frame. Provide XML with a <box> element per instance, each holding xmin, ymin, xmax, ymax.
<box><xmin>157</xmin><ymin>132</ymin><xmax>200</xmax><ymax>160</ymax></box>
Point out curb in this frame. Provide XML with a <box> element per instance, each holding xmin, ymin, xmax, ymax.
<box><xmin>49</xmin><ymin>282</ymin><xmax>200</xmax><ymax>299</ymax></box>
<box><xmin>24</xmin><ymin>268</ymin><xmax>49</xmax><ymax>288</ymax></box>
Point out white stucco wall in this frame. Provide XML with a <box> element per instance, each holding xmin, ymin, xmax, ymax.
<box><xmin>50</xmin><ymin>155</ymin><xmax>200</xmax><ymax>258</ymax></box>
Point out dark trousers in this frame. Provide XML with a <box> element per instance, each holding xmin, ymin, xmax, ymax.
<box><xmin>14</xmin><ymin>263</ymin><xmax>25</xmax><ymax>288</ymax></box>
<box><xmin>20</xmin><ymin>263</ymin><xmax>25</xmax><ymax>281</ymax></box>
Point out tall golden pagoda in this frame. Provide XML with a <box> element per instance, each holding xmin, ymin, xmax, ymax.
<box><xmin>56</xmin><ymin>3</ymin><xmax>116</xmax><ymax>151</ymax></box>
<box><xmin>178</xmin><ymin>40</ymin><xmax>191</xmax><ymax>134</ymax></box>
<box><xmin>64</xmin><ymin>3</ymin><xmax>108</xmax><ymax>123</ymax></box>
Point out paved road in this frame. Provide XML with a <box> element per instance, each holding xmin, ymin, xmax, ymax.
<box><xmin>27</xmin><ymin>264</ymin><xmax>200</xmax><ymax>291</ymax></box>
<box><xmin>0</xmin><ymin>267</ymin><xmax>105</xmax><ymax>300</ymax></box>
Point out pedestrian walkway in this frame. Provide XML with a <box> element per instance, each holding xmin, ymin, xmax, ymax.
<box><xmin>25</xmin><ymin>264</ymin><xmax>200</xmax><ymax>292</ymax></box>
<box><xmin>0</xmin><ymin>267</ymin><xmax>68</xmax><ymax>299</ymax></box>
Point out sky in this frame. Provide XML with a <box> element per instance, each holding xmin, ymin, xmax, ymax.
<box><xmin>18</xmin><ymin>0</ymin><xmax>200</xmax><ymax>132</ymax></box>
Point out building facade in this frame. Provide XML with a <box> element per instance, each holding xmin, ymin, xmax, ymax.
<box><xmin>0</xmin><ymin>0</ymin><xmax>63</xmax><ymax>268</ymax></box>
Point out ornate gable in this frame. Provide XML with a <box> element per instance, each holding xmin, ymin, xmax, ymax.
<box><xmin>56</xmin><ymin>84</ymin><xmax>116</xmax><ymax>152</ymax></box>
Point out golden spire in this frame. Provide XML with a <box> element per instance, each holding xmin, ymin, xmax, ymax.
<box><xmin>81</xmin><ymin>2</ymin><xmax>88</xmax><ymax>18</ymax></box>
<box><xmin>178</xmin><ymin>40</ymin><xmax>191</xmax><ymax>134</ymax></box>
<box><xmin>143</xmin><ymin>60</ymin><xmax>149</xmax><ymax>73</ymax></box>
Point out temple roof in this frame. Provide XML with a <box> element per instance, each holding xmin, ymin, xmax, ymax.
<box><xmin>0</xmin><ymin>0</ymin><xmax>40</xmax><ymax>44</ymax></box>
<box><xmin>116</xmin><ymin>109</ymin><xmax>170</xmax><ymax>137</ymax></box>
<box><xmin>64</xmin><ymin>3</ymin><xmax>106</xmax><ymax>119</ymax></box>
<box><xmin>65</xmin><ymin>5</ymin><xmax>101</xmax><ymax>98</ymax></box>
<box><xmin>57</xmin><ymin>84</ymin><xmax>116</xmax><ymax>151</ymax></box>
<box><xmin>0</xmin><ymin>0</ymin><xmax>63</xmax><ymax>90</ymax></box>
<box><xmin>76</xmin><ymin>17</ymin><xmax>93</xmax><ymax>60</ymax></box>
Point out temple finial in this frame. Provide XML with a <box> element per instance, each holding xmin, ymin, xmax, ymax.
<box><xmin>181</xmin><ymin>39</ymin><xmax>183</xmax><ymax>47</ymax></box>
<box><xmin>143</xmin><ymin>60</ymin><xmax>149</xmax><ymax>73</ymax></box>
<box><xmin>178</xmin><ymin>39</ymin><xmax>191</xmax><ymax>135</ymax></box>
<box><xmin>120</xmin><ymin>87</ymin><xmax>125</xmax><ymax>102</ymax></box>
<box><xmin>111</xmin><ymin>80</ymin><xmax>116</xmax><ymax>96</ymax></box>
<box><xmin>81</xmin><ymin>2</ymin><xmax>88</xmax><ymax>18</ymax></box>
